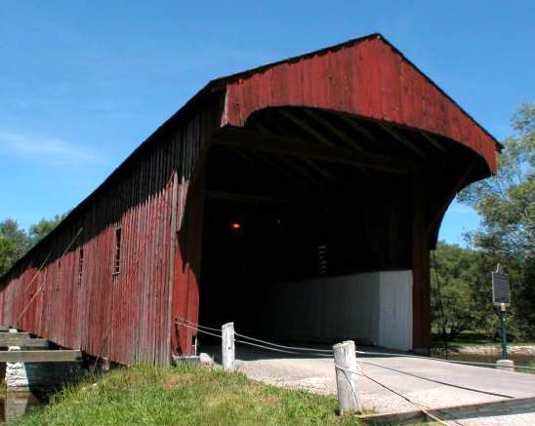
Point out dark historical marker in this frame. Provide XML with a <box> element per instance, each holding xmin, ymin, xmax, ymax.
<box><xmin>492</xmin><ymin>267</ymin><xmax>510</xmax><ymax>305</ymax></box>
<box><xmin>492</xmin><ymin>264</ymin><xmax>510</xmax><ymax>360</ymax></box>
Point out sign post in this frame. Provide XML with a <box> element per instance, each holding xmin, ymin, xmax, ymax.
<box><xmin>491</xmin><ymin>264</ymin><xmax>510</xmax><ymax>360</ymax></box>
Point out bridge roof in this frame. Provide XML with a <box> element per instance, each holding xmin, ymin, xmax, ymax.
<box><xmin>213</xmin><ymin>33</ymin><xmax>500</xmax><ymax>173</ymax></box>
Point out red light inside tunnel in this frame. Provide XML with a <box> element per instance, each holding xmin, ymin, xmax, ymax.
<box><xmin>231</xmin><ymin>222</ymin><xmax>241</xmax><ymax>231</ymax></box>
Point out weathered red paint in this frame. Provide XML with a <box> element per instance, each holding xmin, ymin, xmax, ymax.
<box><xmin>0</xmin><ymin>34</ymin><xmax>499</xmax><ymax>363</ymax></box>
<box><xmin>221</xmin><ymin>35</ymin><xmax>498</xmax><ymax>173</ymax></box>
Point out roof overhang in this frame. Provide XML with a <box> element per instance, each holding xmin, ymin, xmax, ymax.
<box><xmin>216</xmin><ymin>33</ymin><xmax>499</xmax><ymax>174</ymax></box>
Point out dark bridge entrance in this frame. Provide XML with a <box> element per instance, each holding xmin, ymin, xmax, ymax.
<box><xmin>198</xmin><ymin>106</ymin><xmax>489</xmax><ymax>351</ymax></box>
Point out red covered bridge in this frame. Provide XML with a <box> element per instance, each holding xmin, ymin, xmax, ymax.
<box><xmin>0</xmin><ymin>34</ymin><xmax>499</xmax><ymax>365</ymax></box>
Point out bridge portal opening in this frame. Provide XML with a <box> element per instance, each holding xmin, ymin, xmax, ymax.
<box><xmin>196</xmin><ymin>107</ymin><xmax>445</xmax><ymax>351</ymax></box>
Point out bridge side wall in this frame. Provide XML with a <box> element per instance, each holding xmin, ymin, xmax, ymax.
<box><xmin>0</xmin><ymin>102</ymin><xmax>221</xmax><ymax>365</ymax></box>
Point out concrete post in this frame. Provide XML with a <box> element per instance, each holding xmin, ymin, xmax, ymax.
<box><xmin>6</xmin><ymin>329</ymin><xmax>30</xmax><ymax>392</ymax></box>
<box><xmin>333</xmin><ymin>340</ymin><xmax>361</xmax><ymax>414</ymax></box>
<box><xmin>496</xmin><ymin>359</ymin><xmax>515</xmax><ymax>372</ymax></box>
<box><xmin>222</xmin><ymin>322</ymin><xmax>235</xmax><ymax>372</ymax></box>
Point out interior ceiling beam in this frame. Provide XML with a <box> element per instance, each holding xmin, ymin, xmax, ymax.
<box><xmin>226</xmin><ymin>146</ymin><xmax>284</xmax><ymax>182</ymax></box>
<box><xmin>337</xmin><ymin>114</ymin><xmax>385</xmax><ymax>149</ymax></box>
<box><xmin>379</xmin><ymin>123</ymin><xmax>426</xmax><ymax>159</ymax></box>
<box><xmin>206</xmin><ymin>191</ymin><xmax>288</xmax><ymax>205</ymax></box>
<box><xmin>276</xmin><ymin>155</ymin><xmax>324</xmax><ymax>185</ymax></box>
<box><xmin>246</xmin><ymin>149</ymin><xmax>311</xmax><ymax>184</ymax></box>
<box><xmin>277</xmin><ymin>109</ymin><xmax>335</xmax><ymax>147</ymax></box>
<box><xmin>251</xmin><ymin>116</ymin><xmax>337</xmax><ymax>182</ymax></box>
<box><xmin>212</xmin><ymin>126</ymin><xmax>413</xmax><ymax>174</ymax></box>
<box><xmin>302</xmin><ymin>109</ymin><xmax>365</xmax><ymax>152</ymax></box>
<box><xmin>419</xmin><ymin>131</ymin><xmax>448</xmax><ymax>154</ymax></box>
<box><xmin>302</xmin><ymin>159</ymin><xmax>336</xmax><ymax>182</ymax></box>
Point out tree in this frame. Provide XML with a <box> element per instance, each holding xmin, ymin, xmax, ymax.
<box><xmin>0</xmin><ymin>219</ymin><xmax>30</xmax><ymax>276</ymax></box>
<box><xmin>29</xmin><ymin>214</ymin><xmax>65</xmax><ymax>245</ymax></box>
<box><xmin>0</xmin><ymin>214</ymin><xmax>66</xmax><ymax>277</ymax></box>
<box><xmin>459</xmin><ymin>102</ymin><xmax>535</xmax><ymax>340</ymax></box>
<box><xmin>431</xmin><ymin>242</ymin><xmax>479</xmax><ymax>342</ymax></box>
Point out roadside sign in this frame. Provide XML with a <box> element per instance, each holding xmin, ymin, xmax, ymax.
<box><xmin>492</xmin><ymin>264</ymin><xmax>510</xmax><ymax>305</ymax></box>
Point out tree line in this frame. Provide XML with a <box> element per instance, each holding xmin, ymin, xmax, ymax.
<box><xmin>0</xmin><ymin>215</ymin><xmax>65</xmax><ymax>276</ymax></box>
<box><xmin>433</xmin><ymin>102</ymin><xmax>535</xmax><ymax>343</ymax></box>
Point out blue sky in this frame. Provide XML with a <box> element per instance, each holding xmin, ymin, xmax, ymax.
<box><xmin>1</xmin><ymin>1</ymin><xmax>533</xmax><ymax>244</ymax></box>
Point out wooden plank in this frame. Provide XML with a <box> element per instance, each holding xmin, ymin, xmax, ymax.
<box><xmin>0</xmin><ymin>332</ymin><xmax>30</xmax><ymax>338</ymax></box>
<box><xmin>0</xmin><ymin>350</ymin><xmax>81</xmax><ymax>363</ymax></box>
<box><xmin>213</xmin><ymin>126</ymin><xmax>413</xmax><ymax>174</ymax></box>
<box><xmin>358</xmin><ymin>396</ymin><xmax>535</xmax><ymax>424</ymax></box>
<box><xmin>206</xmin><ymin>191</ymin><xmax>288</xmax><ymax>205</ymax></box>
<box><xmin>379</xmin><ymin>123</ymin><xmax>426</xmax><ymax>158</ymax></box>
<box><xmin>302</xmin><ymin>109</ymin><xmax>365</xmax><ymax>151</ymax></box>
<box><xmin>278</xmin><ymin>109</ymin><xmax>335</xmax><ymax>147</ymax></box>
<box><xmin>0</xmin><ymin>338</ymin><xmax>48</xmax><ymax>347</ymax></box>
<box><xmin>419</xmin><ymin>130</ymin><xmax>448</xmax><ymax>153</ymax></box>
<box><xmin>412</xmin><ymin>171</ymin><xmax>430</xmax><ymax>351</ymax></box>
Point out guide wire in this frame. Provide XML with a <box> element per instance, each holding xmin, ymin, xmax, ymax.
<box><xmin>234</xmin><ymin>338</ymin><xmax>333</xmax><ymax>357</ymax></box>
<box><xmin>354</xmin><ymin>349</ymin><xmax>535</xmax><ymax>371</ymax></box>
<box><xmin>358</xmin><ymin>359</ymin><xmax>515</xmax><ymax>399</ymax></box>
<box><xmin>355</xmin><ymin>364</ymin><xmax>464</xmax><ymax>426</ymax></box>
<box><xmin>176</xmin><ymin>316</ymin><xmax>333</xmax><ymax>354</ymax></box>
<box><xmin>15</xmin><ymin>228</ymin><xmax>84</xmax><ymax>325</ymax></box>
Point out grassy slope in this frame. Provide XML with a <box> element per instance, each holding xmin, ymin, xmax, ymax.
<box><xmin>15</xmin><ymin>365</ymin><xmax>363</xmax><ymax>426</ymax></box>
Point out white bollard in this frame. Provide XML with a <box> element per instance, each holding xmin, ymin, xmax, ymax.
<box><xmin>222</xmin><ymin>322</ymin><xmax>235</xmax><ymax>372</ymax></box>
<box><xmin>333</xmin><ymin>340</ymin><xmax>361</xmax><ymax>414</ymax></box>
<box><xmin>496</xmin><ymin>359</ymin><xmax>515</xmax><ymax>372</ymax></box>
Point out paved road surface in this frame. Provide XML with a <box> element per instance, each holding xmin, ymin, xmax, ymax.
<box><xmin>203</xmin><ymin>343</ymin><xmax>535</xmax><ymax>425</ymax></box>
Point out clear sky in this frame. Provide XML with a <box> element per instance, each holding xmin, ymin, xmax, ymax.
<box><xmin>1</xmin><ymin>1</ymin><xmax>533</xmax><ymax>244</ymax></box>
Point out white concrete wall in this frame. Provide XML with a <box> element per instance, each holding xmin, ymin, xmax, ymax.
<box><xmin>253</xmin><ymin>270</ymin><xmax>412</xmax><ymax>351</ymax></box>
<box><xmin>377</xmin><ymin>271</ymin><xmax>413</xmax><ymax>350</ymax></box>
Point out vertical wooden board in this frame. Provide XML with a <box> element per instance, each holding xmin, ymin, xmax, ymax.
<box><xmin>411</xmin><ymin>172</ymin><xmax>431</xmax><ymax>350</ymax></box>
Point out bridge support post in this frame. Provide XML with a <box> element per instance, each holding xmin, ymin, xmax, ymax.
<box><xmin>5</xmin><ymin>329</ymin><xmax>30</xmax><ymax>392</ymax></box>
<box><xmin>4</xmin><ymin>329</ymin><xmax>83</xmax><ymax>394</ymax></box>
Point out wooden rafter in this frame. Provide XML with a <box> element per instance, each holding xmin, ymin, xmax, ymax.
<box><xmin>278</xmin><ymin>109</ymin><xmax>334</xmax><ymax>147</ymax></box>
<box><xmin>379</xmin><ymin>123</ymin><xmax>426</xmax><ymax>159</ymax></box>
<box><xmin>302</xmin><ymin>109</ymin><xmax>365</xmax><ymax>152</ymax></box>
<box><xmin>337</xmin><ymin>114</ymin><xmax>385</xmax><ymax>148</ymax></box>
<box><xmin>206</xmin><ymin>191</ymin><xmax>288</xmax><ymax>205</ymax></box>
<box><xmin>252</xmin><ymin>115</ymin><xmax>337</xmax><ymax>182</ymax></box>
<box><xmin>302</xmin><ymin>159</ymin><xmax>336</xmax><ymax>182</ymax></box>
<box><xmin>212</xmin><ymin>126</ymin><xmax>413</xmax><ymax>174</ymax></box>
<box><xmin>419</xmin><ymin>131</ymin><xmax>448</xmax><ymax>153</ymax></box>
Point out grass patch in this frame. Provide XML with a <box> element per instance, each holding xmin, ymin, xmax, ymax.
<box><xmin>431</xmin><ymin>331</ymin><xmax>535</xmax><ymax>348</ymax></box>
<box><xmin>14</xmin><ymin>365</ymin><xmax>362</xmax><ymax>425</ymax></box>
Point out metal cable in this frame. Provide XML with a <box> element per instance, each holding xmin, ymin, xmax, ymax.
<box><xmin>356</xmin><ymin>349</ymin><xmax>535</xmax><ymax>371</ymax></box>
<box><xmin>358</xmin><ymin>359</ymin><xmax>514</xmax><ymax>399</ymax></box>
<box><xmin>333</xmin><ymin>362</ymin><xmax>362</xmax><ymax>413</ymax></box>
<box><xmin>176</xmin><ymin>316</ymin><xmax>333</xmax><ymax>354</ymax></box>
<box><xmin>15</xmin><ymin>228</ymin><xmax>84</xmax><ymax>325</ymax></box>
<box><xmin>22</xmin><ymin>252</ymin><xmax>51</xmax><ymax>293</ymax></box>
<box><xmin>176</xmin><ymin>320</ymin><xmax>223</xmax><ymax>339</ymax></box>
<box><xmin>235</xmin><ymin>331</ymin><xmax>333</xmax><ymax>354</ymax></box>
<box><xmin>176</xmin><ymin>316</ymin><xmax>535</xmax><ymax>372</ymax></box>
<box><xmin>175</xmin><ymin>317</ymin><xmax>221</xmax><ymax>333</ymax></box>
<box><xmin>354</xmin><ymin>365</ymin><xmax>464</xmax><ymax>426</ymax></box>
<box><xmin>235</xmin><ymin>338</ymin><xmax>333</xmax><ymax>357</ymax></box>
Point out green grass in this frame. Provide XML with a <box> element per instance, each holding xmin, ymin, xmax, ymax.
<box><xmin>432</xmin><ymin>331</ymin><xmax>535</xmax><ymax>347</ymax></box>
<box><xmin>14</xmin><ymin>365</ymin><xmax>363</xmax><ymax>426</ymax></box>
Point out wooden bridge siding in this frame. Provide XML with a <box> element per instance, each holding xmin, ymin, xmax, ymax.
<box><xmin>0</xmin><ymin>103</ymin><xmax>221</xmax><ymax>365</ymax></box>
<box><xmin>222</xmin><ymin>36</ymin><xmax>497</xmax><ymax>173</ymax></box>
